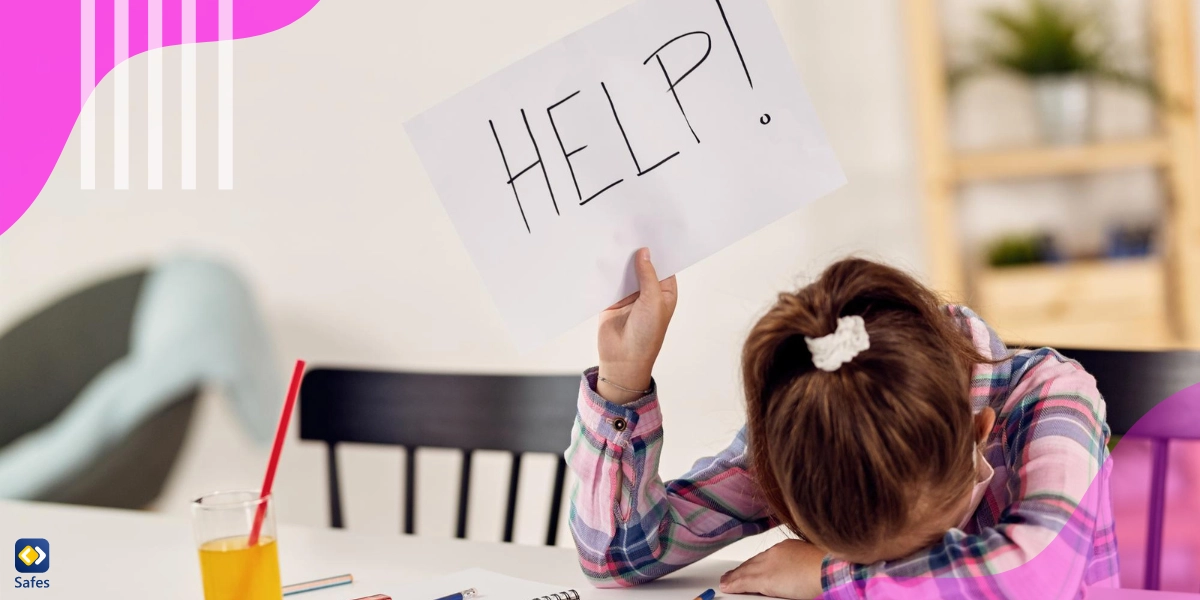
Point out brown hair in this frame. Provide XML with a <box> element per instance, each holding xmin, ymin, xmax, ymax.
<box><xmin>742</xmin><ymin>258</ymin><xmax>986</xmax><ymax>555</ymax></box>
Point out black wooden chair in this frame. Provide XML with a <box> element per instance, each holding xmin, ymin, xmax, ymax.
<box><xmin>298</xmin><ymin>368</ymin><xmax>581</xmax><ymax>545</ymax></box>
<box><xmin>1053</xmin><ymin>347</ymin><xmax>1200</xmax><ymax>591</ymax></box>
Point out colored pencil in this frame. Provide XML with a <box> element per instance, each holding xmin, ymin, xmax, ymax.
<box><xmin>434</xmin><ymin>588</ymin><xmax>477</xmax><ymax>600</ymax></box>
<box><xmin>282</xmin><ymin>573</ymin><xmax>352</xmax><ymax>595</ymax></box>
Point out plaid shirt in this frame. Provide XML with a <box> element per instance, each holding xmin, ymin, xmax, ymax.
<box><xmin>567</xmin><ymin>305</ymin><xmax>1119</xmax><ymax>599</ymax></box>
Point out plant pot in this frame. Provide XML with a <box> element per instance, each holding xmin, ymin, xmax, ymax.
<box><xmin>1032</xmin><ymin>75</ymin><xmax>1094</xmax><ymax>146</ymax></box>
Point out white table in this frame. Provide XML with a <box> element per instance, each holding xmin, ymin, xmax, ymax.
<box><xmin>2</xmin><ymin>500</ymin><xmax>732</xmax><ymax>600</ymax></box>
<box><xmin>0</xmin><ymin>501</ymin><xmax>1187</xmax><ymax>600</ymax></box>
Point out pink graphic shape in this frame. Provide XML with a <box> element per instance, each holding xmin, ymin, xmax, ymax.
<box><xmin>0</xmin><ymin>0</ymin><xmax>321</xmax><ymax>236</ymax></box>
<box><xmin>818</xmin><ymin>380</ymin><xmax>1200</xmax><ymax>599</ymax></box>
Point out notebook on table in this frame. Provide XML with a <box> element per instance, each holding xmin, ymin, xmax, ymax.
<box><xmin>395</xmin><ymin>568</ymin><xmax>582</xmax><ymax>600</ymax></box>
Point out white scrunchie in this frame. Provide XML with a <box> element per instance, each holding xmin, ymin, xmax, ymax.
<box><xmin>805</xmin><ymin>315</ymin><xmax>870</xmax><ymax>372</ymax></box>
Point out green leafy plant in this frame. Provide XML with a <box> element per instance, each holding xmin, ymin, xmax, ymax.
<box><xmin>986</xmin><ymin>233</ymin><xmax>1051</xmax><ymax>268</ymax></box>
<box><xmin>953</xmin><ymin>0</ymin><xmax>1157</xmax><ymax>98</ymax></box>
<box><xmin>981</xmin><ymin>0</ymin><xmax>1104</xmax><ymax>76</ymax></box>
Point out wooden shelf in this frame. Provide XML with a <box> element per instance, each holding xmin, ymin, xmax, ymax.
<box><xmin>974</xmin><ymin>258</ymin><xmax>1177</xmax><ymax>349</ymax></box>
<box><xmin>953</xmin><ymin>139</ymin><xmax>1169</xmax><ymax>182</ymax></box>
<box><xmin>905</xmin><ymin>0</ymin><xmax>1200</xmax><ymax>346</ymax></box>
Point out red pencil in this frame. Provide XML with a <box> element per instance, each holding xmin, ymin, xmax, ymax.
<box><xmin>248</xmin><ymin>359</ymin><xmax>306</xmax><ymax>546</ymax></box>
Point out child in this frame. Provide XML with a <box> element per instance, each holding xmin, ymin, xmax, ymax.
<box><xmin>567</xmin><ymin>249</ymin><xmax>1117</xmax><ymax>599</ymax></box>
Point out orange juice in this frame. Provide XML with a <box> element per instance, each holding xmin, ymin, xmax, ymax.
<box><xmin>197</xmin><ymin>536</ymin><xmax>282</xmax><ymax>600</ymax></box>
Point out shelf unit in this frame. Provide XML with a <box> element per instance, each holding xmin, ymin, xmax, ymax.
<box><xmin>902</xmin><ymin>0</ymin><xmax>1200</xmax><ymax>349</ymax></box>
<box><xmin>954</xmin><ymin>138</ymin><xmax>1169</xmax><ymax>181</ymax></box>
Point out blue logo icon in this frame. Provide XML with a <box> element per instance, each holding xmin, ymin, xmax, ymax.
<box><xmin>14</xmin><ymin>539</ymin><xmax>49</xmax><ymax>574</ymax></box>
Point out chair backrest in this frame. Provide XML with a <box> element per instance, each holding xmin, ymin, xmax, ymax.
<box><xmin>1053</xmin><ymin>347</ymin><xmax>1200</xmax><ymax>440</ymax></box>
<box><xmin>1051</xmin><ymin>346</ymin><xmax>1200</xmax><ymax>591</ymax></box>
<box><xmin>298</xmin><ymin>368</ymin><xmax>580</xmax><ymax>545</ymax></box>
<box><xmin>0</xmin><ymin>268</ymin><xmax>201</xmax><ymax>508</ymax></box>
<box><xmin>40</xmin><ymin>387</ymin><xmax>199</xmax><ymax>508</ymax></box>
<box><xmin>0</xmin><ymin>271</ymin><xmax>146</xmax><ymax>448</ymax></box>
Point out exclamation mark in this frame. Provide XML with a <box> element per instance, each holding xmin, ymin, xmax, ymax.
<box><xmin>715</xmin><ymin>0</ymin><xmax>769</xmax><ymax>125</ymax></box>
<box><xmin>716</xmin><ymin>0</ymin><xmax>753</xmax><ymax>89</ymax></box>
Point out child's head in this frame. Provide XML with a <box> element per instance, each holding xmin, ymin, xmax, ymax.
<box><xmin>742</xmin><ymin>258</ymin><xmax>994</xmax><ymax>564</ymax></box>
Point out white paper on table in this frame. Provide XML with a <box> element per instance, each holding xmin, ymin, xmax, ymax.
<box><xmin>392</xmin><ymin>568</ymin><xmax>581</xmax><ymax>600</ymax></box>
<box><xmin>405</xmin><ymin>0</ymin><xmax>846</xmax><ymax>351</ymax></box>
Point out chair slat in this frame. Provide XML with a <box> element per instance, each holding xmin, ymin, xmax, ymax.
<box><xmin>456</xmin><ymin>450</ymin><xmax>474</xmax><ymax>539</ymax></box>
<box><xmin>503</xmin><ymin>453</ymin><xmax>523</xmax><ymax>543</ymax></box>
<box><xmin>546</xmin><ymin>456</ymin><xmax>567</xmax><ymax>546</ymax></box>
<box><xmin>327</xmin><ymin>442</ymin><xmax>343</xmax><ymax>529</ymax></box>
<box><xmin>404</xmin><ymin>446</ymin><xmax>417</xmax><ymax>535</ymax></box>
<box><xmin>1145</xmin><ymin>438</ymin><xmax>1170</xmax><ymax>590</ymax></box>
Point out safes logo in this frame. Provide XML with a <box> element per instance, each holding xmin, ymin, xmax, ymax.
<box><xmin>14</xmin><ymin>540</ymin><xmax>47</xmax><ymax>574</ymax></box>
<box><xmin>14</xmin><ymin>539</ymin><xmax>50</xmax><ymax>590</ymax></box>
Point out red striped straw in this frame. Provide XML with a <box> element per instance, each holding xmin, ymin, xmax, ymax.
<box><xmin>248</xmin><ymin>359</ymin><xmax>306</xmax><ymax>547</ymax></box>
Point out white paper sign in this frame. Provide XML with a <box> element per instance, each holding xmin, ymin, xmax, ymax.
<box><xmin>406</xmin><ymin>0</ymin><xmax>846</xmax><ymax>351</ymax></box>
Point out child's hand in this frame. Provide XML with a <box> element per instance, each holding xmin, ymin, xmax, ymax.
<box><xmin>720</xmin><ymin>539</ymin><xmax>826</xmax><ymax>599</ymax></box>
<box><xmin>597</xmin><ymin>248</ymin><xmax>678</xmax><ymax>405</ymax></box>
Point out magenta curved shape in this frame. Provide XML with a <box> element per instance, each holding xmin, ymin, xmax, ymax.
<box><xmin>0</xmin><ymin>0</ymin><xmax>320</xmax><ymax>237</ymax></box>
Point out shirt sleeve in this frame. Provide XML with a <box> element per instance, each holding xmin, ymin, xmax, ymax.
<box><xmin>820</xmin><ymin>353</ymin><xmax>1113</xmax><ymax>599</ymax></box>
<box><xmin>567</xmin><ymin>367</ymin><xmax>774</xmax><ymax>587</ymax></box>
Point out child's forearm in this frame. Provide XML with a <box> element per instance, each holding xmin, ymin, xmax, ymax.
<box><xmin>568</xmin><ymin>369</ymin><xmax>774</xmax><ymax>587</ymax></box>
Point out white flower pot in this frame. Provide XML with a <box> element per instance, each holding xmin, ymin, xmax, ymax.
<box><xmin>1032</xmin><ymin>75</ymin><xmax>1094</xmax><ymax>146</ymax></box>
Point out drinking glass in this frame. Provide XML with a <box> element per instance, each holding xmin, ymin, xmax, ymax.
<box><xmin>192</xmin><ymin>491</ymin><xmax>283</xmax><ymax>600</ymax></box>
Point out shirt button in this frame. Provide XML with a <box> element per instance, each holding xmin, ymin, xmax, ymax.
<box><xmin>612</xmin><ymin>418</ymin><xmax>628</xmax><ymax>432</ymax></box>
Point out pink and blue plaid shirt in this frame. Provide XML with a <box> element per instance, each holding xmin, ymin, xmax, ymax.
<box><xmin>566</xmin><ymin>305</ymin><xmax>1118</xmax><ymax>599</ymax></box>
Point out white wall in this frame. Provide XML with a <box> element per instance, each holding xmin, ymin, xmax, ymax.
<box><xmin>1</xmin><ymin>0</ymin><xmax>1191</xmax><ymax>562</ymax></box>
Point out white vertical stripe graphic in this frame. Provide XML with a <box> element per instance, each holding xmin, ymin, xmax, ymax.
<box><xmin>80</xmin><ymin>0</ymin><xmax>95</xmax><ymax>189</ymax></box>
<box><xmin>218</xmin><ymin>0</ymin><xmax>233</xmax><ymax>189</ymax></box>
<box><xmin>113</xmin><ymin>0</ymin><xmax>129</xmax><ymax>189</ymax></box>
<box><xmin>148</xmin><ymin>0</ymin><xmax>163</xmax><ymax>189</ymax></box>
<box><xmin>182</xmin><ymin>0</ymin><xmax>197</xmax><ymax>190</ymax></box>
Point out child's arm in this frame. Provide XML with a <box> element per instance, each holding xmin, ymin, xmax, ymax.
<box><xmin>568</xmin><ymin>248</ymin><xmax>772</xmax><ymax>586</ymax></box>
<box><xmin>818</xmin><ymin>351</ymin><xmax>1115</xmax><ymax>599</ymax></box>
<box><xmin>568</xmin><ymin>368</ymin><xmax>774</xmax><ymax>587</ymax></box>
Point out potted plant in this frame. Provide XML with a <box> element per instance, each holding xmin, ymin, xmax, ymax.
<box><xmin>959</xmin><ymin>0</ymin><xmax>1155</xmax><ymax>145</ymax></box>
<box><xmin>986</xmin><ymin>232</ymin><xmax>1060</xmax><ymax>268</ymax></box>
